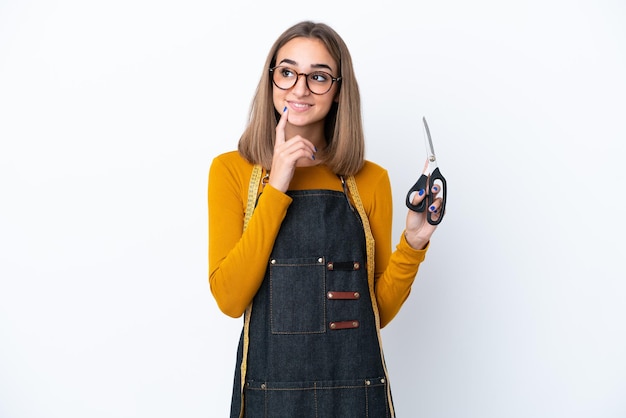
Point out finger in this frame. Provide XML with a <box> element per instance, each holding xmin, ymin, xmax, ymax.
<box><xmin>409</xmin><ymin>187</ymin><xmax>426</xmax><ymax>206</ymax></box>
<box><xmin>430</xmin><ymin>182</ymin><xmax>442</xmax><ymax>197</ymax></box>
<box><xmin>427</xmin><ymin>197</ymin><xmax>445</xmax><ymax>218</ymax></box>
<box><xmin>280</xmin><ymin>136</ymin><xmax>317</xmax><ymax>161</ymax></box>
<box><xmin>275</xmin><ymin>106</ymin><xmax>288</xmax><ymax>146</ymax></box>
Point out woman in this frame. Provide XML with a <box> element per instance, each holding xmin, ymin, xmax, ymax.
<box><xmin>208</xmin><ymin>20</ymin><xmax>442</xmax><ymax>418</ymax></box>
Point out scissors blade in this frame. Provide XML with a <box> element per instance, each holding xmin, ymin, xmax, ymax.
<box><xmin>422</xmin><ymin>116</ymin><xmax>437</xmax><ymax>162</ymax></box>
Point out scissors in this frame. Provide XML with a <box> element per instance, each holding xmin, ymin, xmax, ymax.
<box><xmin>405</xmin><ymin>116</ymin><xmax>447</xmax><ymax>225</ymax></box>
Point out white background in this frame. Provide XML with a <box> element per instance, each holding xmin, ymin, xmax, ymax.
<box><xmin>1</xmin><ymin>0</ymin><xmax>625</xmax><ymax>417</ymax></box>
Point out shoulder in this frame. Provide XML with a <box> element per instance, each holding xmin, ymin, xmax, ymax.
<box><xmin>350</xmin><ymin>160</ymin><xmax>392</xmax><ymax>210</ymax></box>
<box><xmin>354</xmin><ymin>160</ymin><xmax>392</xmax><ymax>217</ymax></box>
<box><xmin>354</xmin><ymin>160</ymin><xmax>389</xmax><ymax>187</ymax></box>
<box><xmin>209</xmin><ymin>150</ymin><xmax>257</xmax><ymax>192</ymax></box>
<box><xmin>212</xmin><ymin>150</ymin><xmax>250</xmax><ymax>167</ymax></box>
<box><xmin>210</xmin><ymin>151</ymin><xmax>254</xmax><ymax>176</ymax></box>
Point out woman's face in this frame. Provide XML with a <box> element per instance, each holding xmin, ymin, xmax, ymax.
<box><xmin>272</xmin><ymin>37</ymin><xmax>339</xmax><ymax>133</ymax></box>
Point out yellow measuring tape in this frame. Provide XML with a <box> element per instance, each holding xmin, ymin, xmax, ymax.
<box><xmin>238</xmin><ymin>164</ymin><xmax>262</xmax><ymax>418</ymax></box>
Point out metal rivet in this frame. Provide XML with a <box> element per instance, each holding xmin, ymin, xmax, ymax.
<box><xmin>318</xmin><ymin>257</ymin><xmax>323</xmax><ymax>264</ymax></box>
<box><xmin>354</xmin><ymin>292</ymin><xmax>360</xmax><ymax>299</ymax></box>
<box><xmin>270</xmin><ymin>259</ymin><xmax>276</xmax><ymax>264</ymax></box>
<box><xmin>352</xmin><ymin>321</ymin><xmax>358</xmax><ymax>327</ymax></box>
<box><xmin>330</xmin><ymin>323</ymin><xmax>336</xmax><ymax>329</ymax></box>
<box><xmin>261</xmin><ymin>383</ymin><xmax>266</xmax><ymax>389</ymax></box>
<box><xmin>365</xmin><ymin>380</ymin><xmax>371</xmax><ymax>385</ymax></box>
<box><xmin>381</xmin><ymin>378</ymin><xmax>385</xmax><ymax>384</ymax></box>
<box><xmin>354</xmin><ymin>262</ymin><xmax>360</xmax><ymax>270</ymax></box>
<box><xmin>327</xmin><ymin>292</ymin><xmax>334</xmax><ymax>299</ymax></box>
<box><xmin>327</xmin><ymin>262</ymin><xmax>334</xmax><ymax>270</ymax></box>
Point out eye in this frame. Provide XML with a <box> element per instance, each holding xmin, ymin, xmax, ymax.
<box><xmin>309</xmin><ymin>72</ymin><xmax>330</xmax><ymax>84</ymax></box>
<box><xmin>279</xmin><ymin>67</ymin><xmax>296</xmax><ymax>78</ymax></box>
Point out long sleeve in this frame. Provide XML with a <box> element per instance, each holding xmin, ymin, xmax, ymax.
<box><xmin>208</xmin><ymin>153</ymin><xmax>292</xmax><ymax>318</ymax></box>
<box><xmin>355</xmin><ymin>165</ymin><xmax>428</xmax><ymax>328</ymax></box>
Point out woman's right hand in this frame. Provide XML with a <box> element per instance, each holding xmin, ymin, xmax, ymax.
<box><xmin>268</xmin><ymin>107</ymin><xmax>318</xmax><ymax>193</ymax></box>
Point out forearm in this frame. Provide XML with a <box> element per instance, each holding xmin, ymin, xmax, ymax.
<box><xmin>209</xmin><ymin>185</ymin><xmax>292</xmax><ymax>317</ymax></box>
<box><xmin>375</xmin><ymin>233</ymin><xmax>428</xmax><ymax>328</ymax></box>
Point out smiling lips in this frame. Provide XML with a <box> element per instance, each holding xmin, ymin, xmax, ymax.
<box><xmin>288</xmin><ymin>101</ymin><xmax>312</xmax><ymax>111</ymax></box>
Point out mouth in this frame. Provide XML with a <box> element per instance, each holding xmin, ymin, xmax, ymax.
<box><xmin>287</xmin><ymin>101</ymin><xmax>312</xmax><ymax>111</ymax></box>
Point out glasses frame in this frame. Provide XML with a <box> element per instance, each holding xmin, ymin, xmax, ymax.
<box><xmin>269</xmin><ymin>65</ymin><xmax>342</xmax><ymax>95</ymax></box>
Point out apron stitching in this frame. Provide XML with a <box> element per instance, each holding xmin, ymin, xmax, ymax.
<box><xmin>314</xmin><ymin>381</ymin><xmax>318</xmax><ymax>418</ymax></box>
<box><xmin>264</xmin><ymin>382</ymin><xmax>268</xmax><ymax>418</ymax></box>
<box><xmin>365</xmin><ymin>383</ymin><xmax>369</xmax><ymax>418</ymax></box>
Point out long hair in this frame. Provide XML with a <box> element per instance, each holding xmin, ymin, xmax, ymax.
<box><xmin>237</xmin><ymin>21</ymin><xmax>365</xmax><ymax>176</ymax></box>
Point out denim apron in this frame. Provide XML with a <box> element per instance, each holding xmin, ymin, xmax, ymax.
<box><xmin>230</xmin><ymin>173</ymin><xmax>394</xmax><ymax>418</ymax></box>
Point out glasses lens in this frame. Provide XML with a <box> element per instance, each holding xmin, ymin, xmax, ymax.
<box><xmin>307</xmin><ymin>71</ymin><xmax>332</xmax><ymax>94</ymax></box>
<box><xmin>272</xmin><ymin>66</ymin><xmax>297</xmax><ymax>90</ymax></box>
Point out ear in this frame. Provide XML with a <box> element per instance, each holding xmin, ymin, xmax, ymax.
<box><xmin>331</xmin><ymin>81</ymin><xmax>341</xmax><ymax>103</ymax></box>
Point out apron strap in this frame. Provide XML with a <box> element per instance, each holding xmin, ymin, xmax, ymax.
<box><xmin>344</xmin><ymin>175</ymin><xmax>377</xmax><ymax>323</ymax></box>
<box><xmin>238</xmin><ymin>163</ymin><xmax>263</xmax><ymax>418</ymax></box>
<box><xmin>345</xmin><ymin>175</ymin><xmax>396</xmax><ymax>418</ymax></box>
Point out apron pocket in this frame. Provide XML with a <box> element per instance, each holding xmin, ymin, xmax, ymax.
<box><xmin>316</xmin><ymin>378</ymin><xmax>390</xmax><ymax>418</ymax></box>
<box><xmin>269</xmin><ymin>257</ymin><xmax>326</xmax><ymax>334</ymax></box>
<box><xmin>244</xmin><ymin>378</ymin><xmax>390</xmax><ymax>418</ymax></box>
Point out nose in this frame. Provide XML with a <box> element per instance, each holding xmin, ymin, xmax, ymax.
<box><xmin>292</xmin><ymin>74</ymin><xmax>311</xmax><ymax>96</ymax></box>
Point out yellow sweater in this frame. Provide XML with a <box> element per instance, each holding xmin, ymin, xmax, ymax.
<box><xmin>208</xmin><ymin>151</ymin><xmax>427</xmax><ymax>328</ymax></box>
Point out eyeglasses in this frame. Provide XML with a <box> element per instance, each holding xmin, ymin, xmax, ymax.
<box><xmin>269</xmin><ymin>66</ymin><xmax>341</xmax><ymax>95</ymax></box>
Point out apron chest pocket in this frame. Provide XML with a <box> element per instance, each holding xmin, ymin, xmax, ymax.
<box><xmin>269</xmin><ymin>257</ymin><xmax>326</xmax><ymax>334</ymax></box>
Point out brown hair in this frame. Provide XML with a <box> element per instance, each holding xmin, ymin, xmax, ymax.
<box><xmin>237</xmin><ymin>21</ymin><xmax>365</xmax><ymax>176</ymax></box>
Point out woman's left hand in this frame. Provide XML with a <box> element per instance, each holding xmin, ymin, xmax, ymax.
<box><xmin>404</xmin><ymin>172</ymin><xmax>444</xmax><ymax>250</ymax></box>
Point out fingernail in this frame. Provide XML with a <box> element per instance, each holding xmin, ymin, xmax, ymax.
<box><xmin>314</xmin><ymin>146</ymin><xmax>318</xmax><ymax>152</ymax></box>
<box><xmin>429</xmin><ymin>205</ymin><xmax>436</xmax><ymax>212</ymax></box>
<box><xmin>311</xmin><ymin>154</ymin><xmax>316</xmax><ymax>160</ymax></box>
<box><xmin>432</xmin><ymin>186</ymin><xmax>439</xmax><ymax>192</ymax></box>
<box><xmin>419</xmin><ymin>189</ymin><xmax>425</xmax><ymax>196</ymax></box>
<box><xmin>283</xmin><ymin>106</ymin><xmax>287</xmax><ymax>112</ymax></box>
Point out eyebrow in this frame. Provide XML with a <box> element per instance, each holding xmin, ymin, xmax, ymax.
<box><xmin>278</xmin><ymin>58</ymin><xmax>334</xmax><ymax>72</ymax></box>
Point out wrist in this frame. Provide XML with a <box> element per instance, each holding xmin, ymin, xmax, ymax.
<box><xmin>404</xmin><ymin>230</ymin><xmax>428</xmax><ymax>250</ymax></box>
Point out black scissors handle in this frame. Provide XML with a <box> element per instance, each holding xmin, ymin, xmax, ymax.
<box><xmin>405</xmin><ymin>166</ymin><xmax>447</xmax><ymax>225</ymax></box>
<box><xmin>406</xmin><ymin>174</ymin><xmax>428</xmax><ymax>212</ymax></box>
